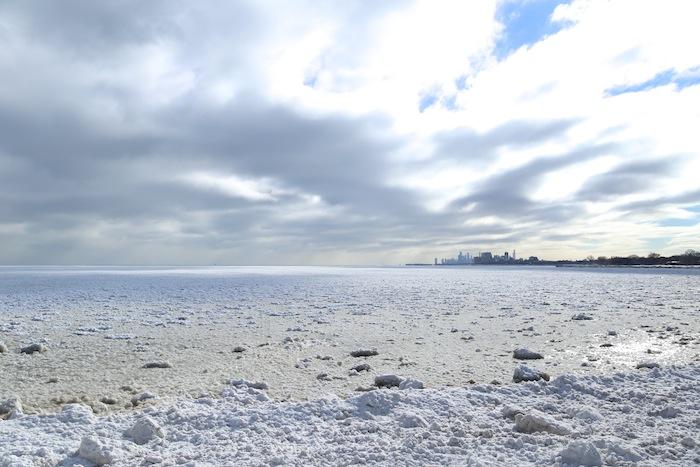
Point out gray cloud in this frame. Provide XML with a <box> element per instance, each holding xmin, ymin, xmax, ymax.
<box><xmin>449</xmin><ymin>143</ymin><xmax>618</xmax><ymax>222</ymax></box>
<box><xmin>616</xmin><ymin>188</ymin><xmax>700</xmax><ymax>215</ymax></box>
<box><xmin>0</xmin><ymin>1</ymin><xmax>697</xmax><ymax>264</ymax></box>
<box><xmin>429</xmin><ymin>118</ymin><xmax>578</xmax><ymax>167</ymax></box>
<box><xmin>576</xmin><ymin>158</ymin><xmax>682</xmax><ymax>202</ymax></box>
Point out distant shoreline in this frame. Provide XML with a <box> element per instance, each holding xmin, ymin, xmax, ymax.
<box><xmin>405</xmin><ymin>263</ymin><xmax>700</xmax><ymax>269</ymax></box>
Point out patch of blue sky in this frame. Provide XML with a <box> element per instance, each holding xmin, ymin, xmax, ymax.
<box><xmin>418</xmin><ymin>93</ymin><xmax>439</xmax><ymax>112</ymax></box>
<box><xmin>645</xmin><ymin>237</ymin><xmax>670</xmax><ymax>251</ymax></box>
<box><xmin>606</xmin><ymin>67</ymin><xmax>700</xmax><ymax>96</ymax></box>
<box><xmin>303</xmin><ymin>74</ymin><xmax>318</xmax><ymax>88</ymax></box>
<box><xmin>441</xmin><ymin>94</ymin><xmax>458</xmax><ymax>111</ymax></box>
<box><xmin>675</xmin><ymin>67</ymin><xmax>700</xmax><ymax>90</ymax></box>
<box><xmin>454</xmin><ymin>75</ymin><xmax>469</xmax><ymax>90</ymax></box>
<box><xmin>655</xmin><ymin>205</ymin><xmax>700</xmax><ymax>227</ymax></box>
<box><xmin>658</xmin><ymin>213</ymin><xmax>699</xmax><ymax>227</ymax></box>
<box><xmin>659</xmin><ymin>218</ymin><xmax>698</xmax><ymax>227</ymax></box>
<box><xmin>417</xmin><ymin>93</ymin><xmax>459</xmax><ymax>112</ymax></box>
<box><xmin>494</xmin><ymin>0</ymin><xmax>571</xmax><ymax>60</ymax></box>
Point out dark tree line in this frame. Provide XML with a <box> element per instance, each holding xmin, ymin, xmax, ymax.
<box><xmin>575</xmin><ymin>250</ymin><xmax>700</xmax><ymax>266</ymax></box>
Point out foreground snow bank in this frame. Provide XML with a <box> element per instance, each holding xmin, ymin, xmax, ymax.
<box><xmin>1</xmin><ymin>366</ymin><xmax>698</xmax><ymax>466</ymax></box>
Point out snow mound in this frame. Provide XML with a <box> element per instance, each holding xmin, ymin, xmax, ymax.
<box><xmin>0</xmin><ymin>365</ymin><xmax>697</xmax><ymax>466</ymax></box>
<box><xmin>571</xmin><ymin>313</ymin><xmax>593</xmax><ymax>321</ymax></box>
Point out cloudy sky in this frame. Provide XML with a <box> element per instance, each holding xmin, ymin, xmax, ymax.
<box><xmin>1</xmin><ymin>0</ymin><xmax>699</xmax><ymax>265</ymax></box>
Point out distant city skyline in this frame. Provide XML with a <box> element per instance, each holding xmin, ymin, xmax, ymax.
<box><xmin>0</xmin><ymin>1</ymin><xmax>699</xmax><ymax>265</ymax></box>
<box><xmin>436</xmin><ymin>250</ymin><xmax>519</xmax><ymax>265</ymax></box>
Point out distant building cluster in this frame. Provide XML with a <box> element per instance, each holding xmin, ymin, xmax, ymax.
<box><xmin>436</xmin><ymin>250</ymin><xmax>539</xmax><ymax>265</ymax></box>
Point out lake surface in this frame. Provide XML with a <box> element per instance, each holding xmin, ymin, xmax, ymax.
<box><xmin>1</xmin><ymin>266</ymin><xmax>698</xmax><ymax>414</ymax></box>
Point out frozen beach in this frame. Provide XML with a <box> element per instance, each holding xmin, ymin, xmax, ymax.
<box><xmin>1</xmin><ymin>266</ymin><xmax>698</xmax><ymax>465</ymax></box>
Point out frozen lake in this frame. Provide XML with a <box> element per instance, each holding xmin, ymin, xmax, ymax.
<box><xmin>1</xmin><ymin>266</ymin><xmax>698</xmax><ymax>414</ymax></box>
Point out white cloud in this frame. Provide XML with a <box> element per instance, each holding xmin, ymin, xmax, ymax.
<box><xmin>180</xmin><ymin>172</ymin><xmax>283</xmax><ymax>202</ymax></box>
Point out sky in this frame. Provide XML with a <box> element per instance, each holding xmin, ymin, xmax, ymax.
<box><xmin>0</xmin><ymin>0</ymin><xmax>699</xmax><ymax>265</ymax></box>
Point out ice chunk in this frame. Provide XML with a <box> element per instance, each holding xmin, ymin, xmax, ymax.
<box><xmin>20</xmin><ymin>343</ymin><xmax>47</xmax><ymax>354</ymax></box>
<box><xmin>229</xmin><ymin>379</ymin><xmax>269</xmax><ymax>390</ymax></box>
<box><xmin>59</xmin><ymin>404</ymin><xmax>95</xmax><ymax>424</ymax></box>
<box><xmin>126</xmin><ymin>416</ymin><xmax>165</xmax><ymax>445</ymax></box>
<box><xmin>351</xmin><ymin>363</ymin><xmax>371</xmax><ymax>372</ymax></box>
<box><xmin>636</xmin><ymin>361</ymin><xmax>660</xmax><ymax>369</ymax></box>
<box><xmin>131</xmin><ymin>391</ymin><xmax>158</xmax><ymax>406</ymax></box>
<box><xmin>648</xmin><ymin>406</ymin><xmax>680</xmax><ymax>418</ymax></box>
<box><xmin>513</xmin><ymin>348</ymin><xmax>543</xmax><ymax>360</ymax></box>
<box><xmin>681</xmin><ymin>437</ymin><xmax>696</xmax><ymax>448</ymax></box>
<box><xmin>513</xmin><ymin>365</ymin><xmax>549</xmax><ymax>383</ymax></box>
<box><xmin>514</xmin><ymin>411</ymin><xmax>571</xmax><ymax>435</ymax></box>
<box><xmin>78</xmin><ymin>436</ymin><xmax>116</xmax><ymax>465</ymax></box>
<box><xmin>398</xmin><ymin>413</ymin><xmax>428</xmax><ymax>428</ymax></box>
<box><xmin>142</xmin><ymin>361</ymin><xmax>172</xmax><ymax>369</ymax></box>
<box><xmin>0</xmin><ymin>396</ymin><xmax>23</xmax><ymax>416</ymax></box>
<box><xmin>399</xmin><ymin>378</ymin><xmax>424</xmax><ymax>390</ymax></box>
<box><xmin>350</xmin><ymin>349</ymin><xmax>379</xmax><ymax>357</ymax></box>
<box><xmin>559</xmin><ymin>440</ymin><xmax>602</xmax><ymax>466</ymax></box>
<box><xmin>374</xmin><ymin>374</ymin><xmax>403</xmax><ymax>388</ymax></box>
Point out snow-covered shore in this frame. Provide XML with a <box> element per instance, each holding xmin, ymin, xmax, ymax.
<box><xmin>1</xmin><ymin>365</ymin><xmax>698</xmax><ymax>466</ymax></box>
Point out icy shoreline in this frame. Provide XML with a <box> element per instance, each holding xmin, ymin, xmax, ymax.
<box><xmin>2</xmin><ymin>266</ymin><xmax>698</xmax><ymax>416</ymax></box>
<box><xmin>1</xmin><ymin>365</ymin><xmax>698</xmax><ymax>466</ymax></box>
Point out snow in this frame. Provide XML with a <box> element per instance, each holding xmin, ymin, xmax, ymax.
<box><xmin>1</xmin><ymin>266</ymin><xmax>698</xmax><ymax>416</ymax></box>
<box><xmin>1</xmin><ymin>365</ymin><xmax>698</xmax><ymax>466</ymax></box>
<box><xmin>0</xmin><ymin>267</ymin><xmax>698</xmax><ymax>464</ymax></box>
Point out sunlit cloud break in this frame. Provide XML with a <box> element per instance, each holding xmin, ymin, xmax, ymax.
<box><xmin>0</xmin><ymin>0</ymin><xmax>698</xmax><ymax>265</ymax></box>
